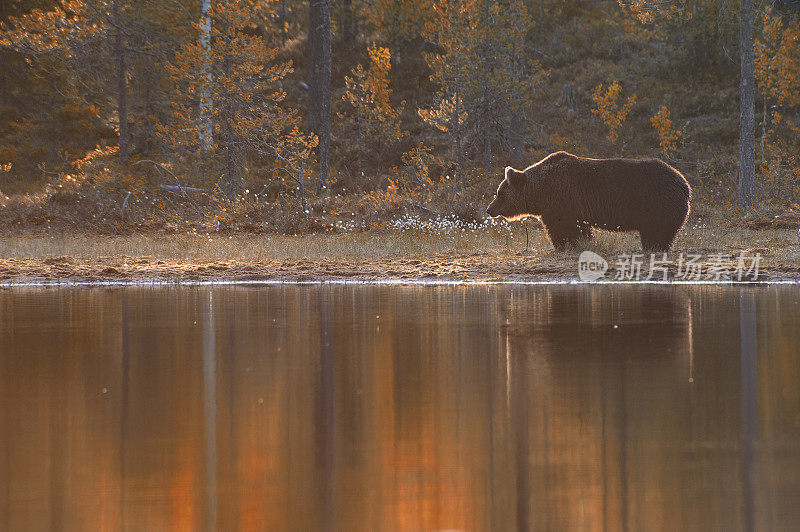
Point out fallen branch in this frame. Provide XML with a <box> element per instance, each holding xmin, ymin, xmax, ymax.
<box><xmin>132</xmin><ymin>159</ymin><xmax>180</xmax><ymax>183</ymax></box>
<box><xmin>121</xmin><ymin>191</ymin><xmax>132</xmax><ymax>216</ymax></box>
<box><xmin>256</xmin><ymin>176</ymin><xmax>282</xmax><ymax>195</ymax></box>
<box><xmin>411</xmin><ymin>202</ymin><xmax>438</xmax><ymax>215</ymax></box>
<box><xmin>159</xmin><ymin>184</ymin><xmax>206</xmax><ymax>193</ymax></box>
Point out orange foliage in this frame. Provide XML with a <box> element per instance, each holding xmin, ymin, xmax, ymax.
<box><xmin>159</xmin><ymin>0</ymin><xmax>314</xmax><ymax>191</ymax></box>
<box><xmin>418</xmin><ymin>93</ymin><xmax>465</xmax><ymax>134</ymax></box>
<box><xmin>341</xmin><ymin>43</ymin><xmax>405</xmax><ymax>177</ymax></box>
<box><xmin>755</xmin><ymin>10</ymin><xmax>800</xmax><ymax>204</ymax></box>
<box><xmin>755</xmin><ymin>13</ymin><xmax>800</xmax><ymax>108</ymax></box>
<box><xmin>419</xmin><ymin>0</ymin><xmax>544</xmax><ymax>174</ymax></box>
<box><xmin>399</xmin><ymin>142</ymin><xmax>436</xmax><ymax>191</ymax></box>
<box><xmin>0</xmin><ymin>0</ymin><xmax>90</xmax><ymax>52</ymax></box>
<box><xmin>592</xmin><ymin>81</ymin><xmax>636</xmax><ymax>145</ymax></box>
<box><xmin>342</xmin><ymin>44</ymin><xmax>405</xmax><ymax>144</ymax></box>
<box><xmin>616</xmin><ymin>0</ymin><xmax>690</xmax><ymax>24</ymax></box>
<box><xmin>650</xmin><ymin>105</ymin><xmax>685</xmax><ymax>157</ymax></box>
<box><xmin>367</xmin><ymin>142</ymin><xmax>439</xmax><ymax>208</ymax></box>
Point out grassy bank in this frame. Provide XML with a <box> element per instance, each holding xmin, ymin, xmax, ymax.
<box><xmin>1</xmin><ymin>220</ymin><xmax>799</xmax><ymax>283</ymax></box>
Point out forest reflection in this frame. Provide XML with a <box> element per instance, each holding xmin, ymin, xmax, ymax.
<box><xmin>1</xmin><ymin>285</ymin><xmax>799</xmax><ymax>531</ymax></box>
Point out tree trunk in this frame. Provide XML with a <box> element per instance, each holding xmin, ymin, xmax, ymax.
<box><xmin>356</xmin><ymin>108</ymin><xmax>363</xmax><ymax>180</ymax></box>
<box><xmin>738</xmin><ymin>0</ymin><xmax>755</xmax><ymax>209</ymax></box>
<box><xmin>0</xmin><ymin>53</ymin><xmax>6</xmax><ymax>108</ymax></box>
<box><xmin>1</xmin><ymin>3</ymin><xmax>8</xmax><ymax>107</ymax></box>
<box><xmin>298</xmin><ymin>165</ymin><xmax>309</xmax><ymax>214</ymax></box>
<box><xmin>483</xmin><ymin>131</ymin><xmax>492</xmax><ymax>175</ymax></box>
<box><xmin>308</xmin><ymin>0</ymin><xmax>331</xmax><ymax>192</ymax></box>
<box><xmin>339</xmin><ymin>0</ymin><xmax>356</xmax><ymax>47</ymax></box>
<box><xmin>113</xmin><ymin>1</ymin><xmax>128</xmax><ymax>162</ymax></box>
<box><xmin>477</xmin><ymin>0</ymin><xmax>493</xmax><ymax>176</ymax></box>
<box><xmin>481</xmin><ymin>83</ymin><xmax>492</xmax><ymax>174</ymax></box>
<box><xmin>221</xmin><ymin>116</ymin><xmax>241</xmax><ymax>199</ymax></box>
<box><xmin>141</xmin><ymin>73</ymin><xmax>155</xmax><ymax>156</ymax></box>
<box><xmin>279</xmin><ymin>0</ymin><xmax>288</xmax><ymax>45</ymax></box>
<box><xmin>453</xmin><ymin>87</ymin><xmax>463</xmax><ymax>189</ymax></box>
<box><xmin>760</xmin><ymin>96</ymin><xmax>767</xmax><ymax>164</ymax></box>
<box><xmin>199</xmin><ymin>0</ymin><xmax>214</xmax><ymax>150</ymax></box>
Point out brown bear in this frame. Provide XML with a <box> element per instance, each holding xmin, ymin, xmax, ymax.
<box><xmin>486</xmin><ymin>151</ymin><xmax>691</xmax><ymax>251</ymax></box>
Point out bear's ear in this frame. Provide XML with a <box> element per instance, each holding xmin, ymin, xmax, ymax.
<box><xmin>506</xmin><ymin>167</ymin><xmax>526</xmax><ymax>189</ymax></box>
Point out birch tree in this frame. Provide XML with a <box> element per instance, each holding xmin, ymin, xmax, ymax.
<box><xmin>199</xmin><ymin>0</ymin><xmax>213</xmax><ymax>150</ymax></box>
<box><xmin>162</xmin><ymin>0</ymin><xmax>316</xmax><ymax>200</ymax></box>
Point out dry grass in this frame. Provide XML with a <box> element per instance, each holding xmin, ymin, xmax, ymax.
<box><xmin>1</xmin><ymin>221</ymin><xmax>798</xmax><ymax>262</ymax></box>
<box><xmin>0</xmin><ymin>225</ymin><xmax>521</xmax><ymax>261</ymax></box>
<box><xmin>0</xmin><ymin>220</ymin><xmax>798</xmax><ymax>284</ymax></box>
<box><xmin>578</xmin><ymin>223</ymin><xmax>800</xmax><ymax>262</ymax></box>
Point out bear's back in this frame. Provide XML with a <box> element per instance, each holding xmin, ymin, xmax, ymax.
<box><xmin>547</xmin><ymin>155</ymin><xmax>690</xmax><ymax>230</ymax></box>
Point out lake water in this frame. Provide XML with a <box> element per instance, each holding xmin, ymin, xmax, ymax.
<box><xmin>1</xmin><ymin>285</ymin><xmax>799</xmax><ymax>531</ymax></box>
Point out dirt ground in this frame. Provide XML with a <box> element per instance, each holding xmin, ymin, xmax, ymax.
<box><xmin>1</xmin><ymin>252</ymin><xmax>799</xmax><ymax>284</ymax></box>
<box><xmin>1</xmin><ymin>225</ymin><xmax>799</xmax><ymax>284</ymax></box>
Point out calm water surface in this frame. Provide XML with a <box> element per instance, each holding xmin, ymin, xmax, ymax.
<box><xmin>1</xmin><ymin>285</ymin><xmax>799</xmax><ymax>531</ymax></box>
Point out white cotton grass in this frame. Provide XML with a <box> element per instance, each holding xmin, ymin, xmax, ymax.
<box><xmin>331</xmin><ymin>212</ymin><xmax>515</xmax><ymax>235</ymax></box>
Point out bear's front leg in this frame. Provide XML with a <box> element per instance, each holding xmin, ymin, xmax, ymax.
<box><xmin>542</xmin><ymin>217</ymin><xmax>583</xmax><ymax>250</ymax></box>
<box><xmin>578</xmin><ymin>221</ymin><xmax>593</xmax><ymax>239</ymax></box>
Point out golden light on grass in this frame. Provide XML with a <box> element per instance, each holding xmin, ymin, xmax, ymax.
<box><xmin>0</xmin><ymin>220</ymin><xmax>798</xmax><ymax>284</ymax></box>
<box><xmin>0</xmin><ymin>223</ymin><xmax>797</xmax><ymax>262</ymax></box>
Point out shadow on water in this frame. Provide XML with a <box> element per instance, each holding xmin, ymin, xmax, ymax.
<box><xmin>0</xmin><ymin>284</ymin><xmax>799</xmax><ymax>530</ymax></box>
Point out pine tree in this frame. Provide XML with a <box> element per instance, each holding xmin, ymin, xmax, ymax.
<box><xmin>341</xmin><ymin>43</ymin><xmax>405</xmax><ymax>179</ymax></box>
<box><xmin>738</xmin><ymin>0</ymin><xmax>755</xmax><ymax>208</ymax></box>
<box><xmin>161</xmin><ymin>0</ymin><xmax>316</xmax><ymax>201</ymax></box>
<box><xmin>0</xmin><ymin>0</ymin><xmax>193</xmax><ymax>166</ymax></box>
<box><xmin>308</xmin><ymin>0</ymin><xmax>331</xmax><ymax>192</ymax></box>
<box><xmin>419</xmin><ymin>0</ymin><xmax>545</xmax><ymax>180</ymax></box>
<box><xmin>0</xmin><ymin>1</ymin><xmax>133</xmax><ymax>165</ymax></box>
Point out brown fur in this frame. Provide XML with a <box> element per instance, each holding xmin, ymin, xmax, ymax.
<box><xmin>486</xmin><ymin>151</ymin><xmax>692</xmax><ymax>251</ymax></box>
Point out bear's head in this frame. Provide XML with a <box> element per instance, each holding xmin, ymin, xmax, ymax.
<box><xmin>486</xmin><ymin>166</ymin><xmax>530</xmax><ymax>219</ymax></box>
<box><xmin>486</xmin><ymin>152</ymin><xmax>572</xmax><ymax>219</ymax></box>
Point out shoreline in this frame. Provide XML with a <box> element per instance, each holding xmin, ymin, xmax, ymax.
<box><xmin>2</xmin><ymin>256</ymin><xmax>799</xmax><ymax>286</ymax></box>
<box><xmin>2</xmin><ymin>228</ymin><xmax>799</xmax><ymax>286</ymax></box>
<box><xmin>3</xmin><ymin>279</ymin><xmax>800</xmax><ymax>287</ymax></box>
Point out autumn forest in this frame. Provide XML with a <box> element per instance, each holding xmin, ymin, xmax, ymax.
<box><xmin>1</xmin><ymin>0</ymin><xmax>799</xmax><ymax>235</ymax></box>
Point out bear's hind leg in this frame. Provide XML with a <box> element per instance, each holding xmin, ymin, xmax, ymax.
<box><xmin>639</xmin><ymin>226</ymin><xmax>680</xmax><ymax>252</ymax></box>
